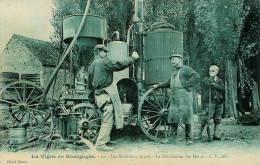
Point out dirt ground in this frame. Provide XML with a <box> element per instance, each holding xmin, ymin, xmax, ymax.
<box><xmin>111</xmin><ymin>116</ymin><xmax>260</xmax><ymax>154</ymax></box>
<box><xmin>0</xmin><ymin>116</ymin><xmax>260</xmax><ymax>165</ymax></box>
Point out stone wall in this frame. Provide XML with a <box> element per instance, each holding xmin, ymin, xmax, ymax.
<box><xmin>0</xmin><ymin>38</ymin><xmax>43</xmax><ymax>74</ymax></box>
<box><xmin>0</xmin><ymin>37</ymin><xmax>74</xmax><ymax>100</ymax></box>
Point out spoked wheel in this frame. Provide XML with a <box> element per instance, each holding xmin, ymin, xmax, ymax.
<box><xmin>73</xmin><ymin>103</ymin><xmax>103</xmax><ymax>142</ymax></box>
<box><xmin>0</xmin><ymin>81</ymin><xmax>49</xmax><ymax>128</ymax></box>
<box><xmin>138</xmin><ymin>87</ymin><xmax>172</xmax><ymax>142</ymax></box>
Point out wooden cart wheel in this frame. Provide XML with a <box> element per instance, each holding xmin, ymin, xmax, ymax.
<box><xmin>73</xmin><ymin>103</ymin><xmax>103</xmax><ymax>142</ymax></box>
<box><xmin>138</xmin><ymin>87</ymin><xmax>171</xmax><ymax>142</ymax></box>
<box><xmin>0</xmin><ymin>80</ymin><xmax>49</xmax><ymax>128</ymax></box>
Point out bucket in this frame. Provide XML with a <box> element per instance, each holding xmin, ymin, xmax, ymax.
<box><xmin>0</xmin><ymin>103</ymin><xmax>11</xmax><ymax>127</ymax></box>
<box><xmin>9</xmin><ymin>127</ymin><xmax>27</xmax><ymax>145</ymax></box>
<box><xmin>122</xmin><ymin>103</ymin><xmax>133</xmax><ymax>115</ymax></box>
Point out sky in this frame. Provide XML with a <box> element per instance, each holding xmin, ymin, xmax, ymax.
<box><xmin>0</xmin><ymin>0</ymin><xmax>54</xmax><ymax>54</ymax></box>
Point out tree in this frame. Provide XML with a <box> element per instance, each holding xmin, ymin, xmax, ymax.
<box><xmin>50</xmin><ymin>0</ymin><xmax>259</xmax><ymax>119</ymax></box>
<box><xmin>237</xmin><ymin>0</ymin><xmax>260</xmax><ymax>114</ymax></box>
<box><xmin>51</xmin><ymin>0</ymin><xmax>135</xmax><ymax>43</ymax></box>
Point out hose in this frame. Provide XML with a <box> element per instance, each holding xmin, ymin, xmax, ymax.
<box><xmin>39</xmin><ymin>0</ymin><xmax>91</xmax><ymax>103</ymax></box>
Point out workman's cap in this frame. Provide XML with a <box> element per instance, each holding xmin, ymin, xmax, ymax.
<box><xmin>169</xmin><ymin>53</ymin><xmax>183</xmax><ymax>60</ymax></box>
<box><xmin>94</xmin><ymin>44</ymin><xmax>109</xmax><ymax>52</ymax></box>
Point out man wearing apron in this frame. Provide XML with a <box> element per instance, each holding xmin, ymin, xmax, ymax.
<box><xmin>154</xmin><ymin>53</ymin><xmax>200</xmax><ymax>145</ymax></box>
<box><xmin>87</xmin><ymin>44</ymin><xmax>139</xmax><ymax>151</ymax></box>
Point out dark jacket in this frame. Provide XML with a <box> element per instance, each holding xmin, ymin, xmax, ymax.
<box><xmin>202</xmin><ymin>77</ymin><xmax>224</xmax><ymax>105</ymax></box>
<box><xmin>158</xmin><ymin>65</ymin><xmax>200</xmax><ymax>92</ymax></box>
<box><xmin>87</xmin><ymin>56</ymin><xmax>134</xmax><ymax>102</ymax></box>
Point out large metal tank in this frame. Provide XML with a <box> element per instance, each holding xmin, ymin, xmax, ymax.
<box><xmin>143</xmin><ymin>23</ymin><xmax>183</xmax><ymax>85</ymax></box>
<box><xmin>107</xmin><ymin>41</ymin><xmax>129</xmax><ymax>83</ymax></box>
<box><xmin>63</xmin><ymin>15</ymin><xmax>107</xmax><ymax>47</ymax></box>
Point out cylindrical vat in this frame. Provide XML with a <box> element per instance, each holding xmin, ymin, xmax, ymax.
<box><xmin>144</xmin><ymin>29</ymin><xmax>183</xmax><ymax>85</ymax></box>
<box><xmin>63</xmin><ymin>15</ymin><xmax>107</xmax><ymax>47</ymax></box>
<box><xmin>0</xmin><ymin>103</ymin><xmax>9</xmax><ymax>127</ymax></box>
<box><xmin>9</xmin><ymin>127</ymin><xmax>27</xmax><ymax>145</ymax></box>
<box><xmin>107</xmin><ymin>41</ymin><xmax>129</xmax><ymax>83</ymax></box>
<box><xmin>58</xmin><ymin>115</ymin><xmax>78</xmax><ymax>139</ymax></box>
<box><xmin>67</xmin><ymin>115</ymin><xmax>78</xmax><ymax>136</ymax></box>
<box><xmin>58</xmin><ymin>116</ymin><xmax>68</xmax><ymax>138</ymax></box>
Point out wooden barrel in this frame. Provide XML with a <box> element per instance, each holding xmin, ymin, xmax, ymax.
<box><xmin>0</xmin><ymin>72</ymin><xmax>19</xmax><ymax>88</ymax></box>
<box><xmin>9</xmin><ymin>127</ymin><xmax>27</xmax><ymax>145</ymax></box>
<box><xmin>0</xmin><ymin>103</ymin><xmax>9</xmax><ymax>128</ymax></box>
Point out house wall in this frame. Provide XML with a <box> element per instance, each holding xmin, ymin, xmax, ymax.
<box><xmin>0</xmin><ymin>38</ymin><xmax>43</xmax><ymax>74</ymax></box>
<box><xmin>0</xmin><ymin>37</ymin><xmax>74</xmax><ymax>100</ymax></box>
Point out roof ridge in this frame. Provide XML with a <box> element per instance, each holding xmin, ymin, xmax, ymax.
<box><xmin>10</xmin><ymin>34</ymin><xmax>59</xmax><ymax>66</ymax></box>
<box><xmin>13</xmin><ymin>34</ymin><xmax>52</xmax><ymax>44</ymax></box>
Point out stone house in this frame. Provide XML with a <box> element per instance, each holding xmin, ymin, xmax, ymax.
<box><xmin>0</xmin><ymin>34</ymin><xmax>73</xmax><ymax>99</ymax></box>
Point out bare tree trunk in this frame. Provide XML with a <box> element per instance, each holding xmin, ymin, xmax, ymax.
<box><xmin>225</xmin><ymin>76</ymin><xmax>231</xmax><ymax>117</ymax></box>
<box><xmin>252</xmin><ymin>82</ymin><xmax>260</xmax><ymax>113</ymax></box>
<box><xmin>225</xmin><ymin>60</ymin><xmax>238</xmax><ymax>119</ymax></box>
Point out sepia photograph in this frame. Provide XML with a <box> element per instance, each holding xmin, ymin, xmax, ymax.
<box><xmin>0</xmin><ymin>0</ymin><xmax>259</xmax><ymax>164</ymax></box>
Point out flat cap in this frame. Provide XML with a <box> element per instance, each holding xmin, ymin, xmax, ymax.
<box><xmin>94</xmin><ymin>44</ymin><xmax>109</xmax><ymax>52</ymax></box>
<box><xmin>169</xmin><ymin>54</ymin><xmax>183</xmax><ymax>59</ymax></box>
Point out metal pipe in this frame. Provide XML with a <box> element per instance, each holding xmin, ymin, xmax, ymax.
<box><xmin>135</xmin><ymin>0</ymin><xmax>143</xmax><ymax>22</ymax></box>
<box><xmin>64</xmin><ymin>59</ymin><xmax>67</xmax><ymax>85</ymax></box>
<box><xmin>39</xmin><ymin>0</ymin><xmax>91</xmax><ymax>103</ymax></box>
<box><xmin>70</xmin><ymin>49</ymin><xmax>73</xmax><ymax>89</ymax></box>
<box><xmin>134</xmin><ymin>29</ymin><xmax>143</xmax><ymax>94</ymax></box>
<box><xmin>102</xmin><ymin>38</ymin><xmax>110</xmax><ymax>46</ymax></box>
<box><xmin>134</xmin><ymin>0</ymin><xmax>144</xmax><ymax>96</ymax></box>
<box><xmin>127</xmin><ymin>24</ymin><xmax>134</xmax><ymax>44</ymax></box>
<box><xmin>111</xmin><ymin>31</ymin><xmax>120</xmax><ymax>41</ymax></box>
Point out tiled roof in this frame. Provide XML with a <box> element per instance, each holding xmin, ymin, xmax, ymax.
<box><xmin>11</xmin><ymin>34</ymin><xmax>60</xmax><ymax>66</ymax></box>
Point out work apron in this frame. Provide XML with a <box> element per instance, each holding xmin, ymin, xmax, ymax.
<box><xmin>168</xmin><ymin>69</ymin><xmax>194</xmax><ymax>124</ymax></box>
<box><xmin>102</xmin><ymin>82</ymin><xmax>124</xmax><ymax>129</ymax></box>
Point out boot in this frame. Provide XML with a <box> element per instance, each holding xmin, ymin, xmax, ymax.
<box><xmin>213</xmin><ymin>124</ymin><xmax>221</xmax><ymax>140</ymax></box>
<box><xmin>196</xmin><ymin>123</ymin><xmax>206</xmax><ymax>140</ymax></box>
<box><xmin>186</xmin><ymin>139</ymin><xmax>193</xmax><ymax>145</ymax></box>
<box><xmin>207</xmin><ymin>125</ymin><xmax>212</xmax><ymax>142</ymax></box>
<box><xmin>170</xmin><ymin>123</ymin><xmax>178</xmax><ymax>142</ymax></box>
<box><xmin>96</xmin><ymin>144</ymin><xmax>114</xmax><ymax>151</ymax></box>
<box><xmin>163</xmin><ymin>124</ymin><xmax>177</xmax><ymax>144</ymax></box>
<box><xmin>185</xmin><ymin>124</ymin><xmax>193</xmax><ymax>145</ymax></box>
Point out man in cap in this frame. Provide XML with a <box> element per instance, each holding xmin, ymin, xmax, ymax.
<box><xmin>153</xmin><ymin>52</ymin><xmax>200</xmax><ymax>145</ymax></box>
<box><xmin>199</xmin><ymin>65</ymin><xmax>224</xmax><ymax>140</ymax></box>
<box><xmin>87</xmin><ymin>44</ymin><xmax>139</xmax><ymax>151</ymax></box>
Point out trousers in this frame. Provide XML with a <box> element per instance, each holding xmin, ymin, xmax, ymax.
<box><xmin>201</xmin><ymin>102</ymin><xmax>223</xmax><ymax>125</ymax></box>
<box><xmin>95</xmin><ymin>93</ymin><xmax>114</xmax><ymax>147</ymax></box>
<box><xmin>170</xmin><ymin>123</ymin><xmax>192</xmax><ymax>140</ymax></box>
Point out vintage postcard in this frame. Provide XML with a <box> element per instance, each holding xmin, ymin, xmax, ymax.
<box><xmin>0</xmin><ymin>0</ymin><xmax>259</xmax><ymax>165</ymax></box>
